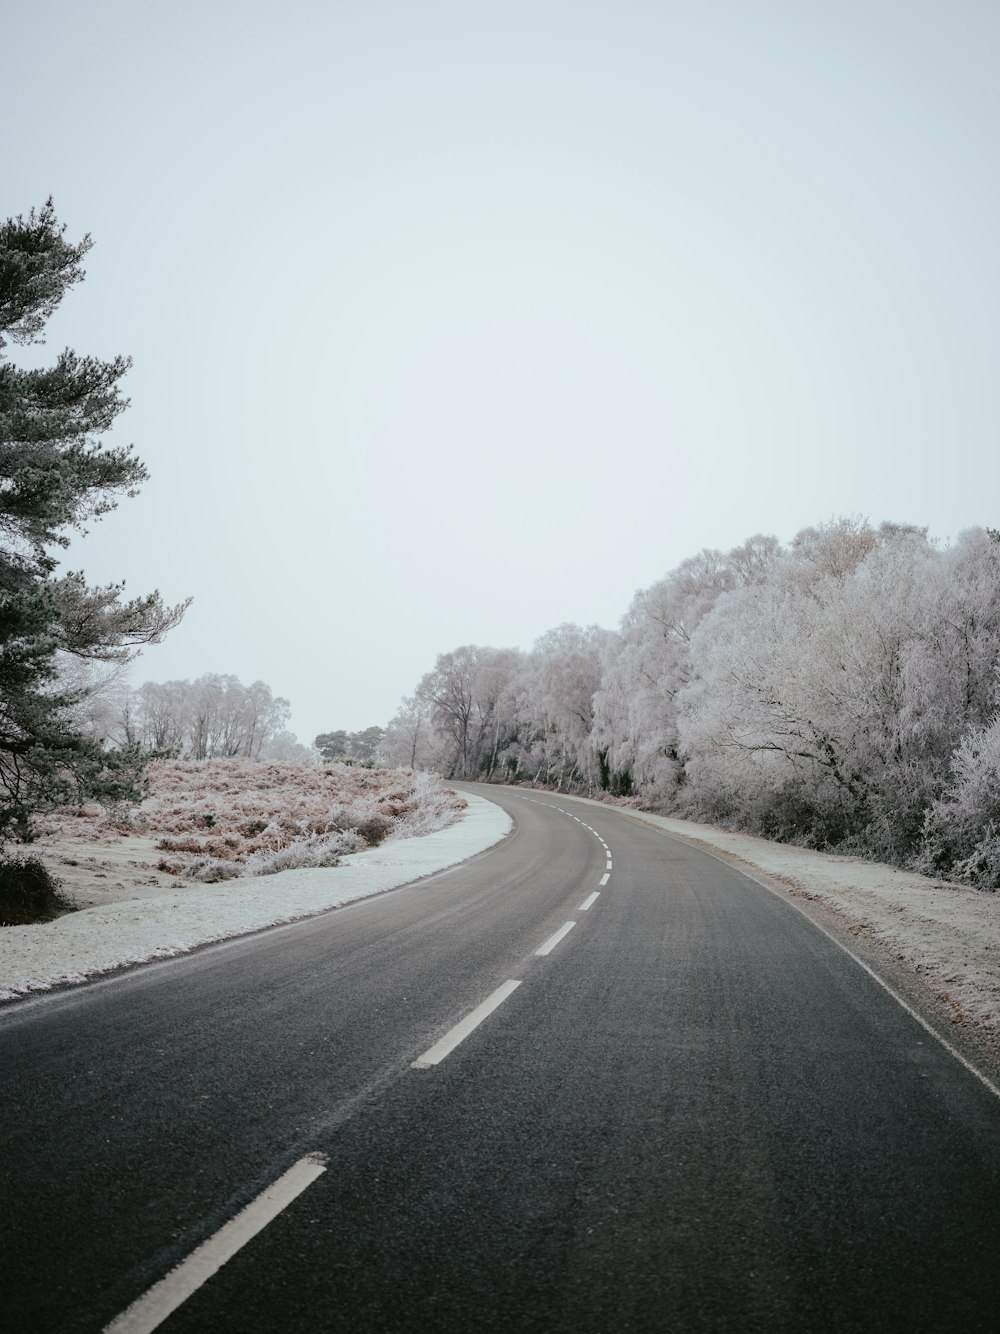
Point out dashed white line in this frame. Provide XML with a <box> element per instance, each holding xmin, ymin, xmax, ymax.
<box><xmin>103</xmin><ymin>1154</ymin><xmax>328</xmax><ymax>1334</ymax></box>
<box><xmin>412</xmin><ymin>980</ymin><xmax>522</xmax><ymax>1068</ymax></box>
<box><xmin>599</xmin><ymin>872</ymin><xmax>610</xmax><ymax>886</ymax></box>
<box><xmin>579</xmin><ymin>892</ymin><xmax>600</xmax><ymax>911</ymax></box>
<box><xmin>536</xmin><ymin>921</ymin><xmax>577</xmax><ymax>956</ymax></box>
<box><xmin>605</xmin><ymin>859</ymin><xmax>613</xmax><ymax>871</ymax></box>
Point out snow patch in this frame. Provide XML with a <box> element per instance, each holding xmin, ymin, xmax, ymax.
<box><xmin>0</xmin><ymin>794</ymin><xmax>511</xmax><ymax>1002</ymax></box>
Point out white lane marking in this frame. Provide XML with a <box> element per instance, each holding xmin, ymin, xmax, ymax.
<box><xmin>599</xmin><ymin>872</ymin><xmax>610</xmax><ymax>886</ymax></box>
<box><xmin>412</xmin><ymin>980</ymin><xmax>522</xmax><ymax>1068</ymax></box>
<box><xmin>649</xmin><ymin>832</ymin><xmax>1000</xmax><ymax>1106</ymax></box>
<box><xmin>579</xmin><ymin>892</ymin><xmax>600</xmax><ymax>911</ymax></box>
<box><xmin>104</xmin><ymin>1154</ymin><xmax>328</xmax><ymax>1334</ymax></box>
<box><xmin>606</xmin><ymin>859</ymin><xmax>613</xmax><ymax>870</ymax></box>
<box><xmin>536</xmin><ymin>921</ymin><xmax>577</xmax><ymax>956</ymax></box>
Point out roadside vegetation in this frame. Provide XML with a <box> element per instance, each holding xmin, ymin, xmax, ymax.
<box><xmin>33</xmin><ymin>759</ymin><xmax>465</xmax><ymax>895</ymax></box>
<box><xmin>392</xmin><ymin>519</ymin><xmax>1000</xmax><ymax>891</ymax></box>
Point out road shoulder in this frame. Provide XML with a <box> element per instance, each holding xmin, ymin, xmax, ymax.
<box><xmin>561</xmin><ymin>793</ymin><xmax>1000</xmax><ymax>1089</ymax></box>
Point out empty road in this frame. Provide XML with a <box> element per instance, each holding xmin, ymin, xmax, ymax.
<box><xmin>4</xmin><ymin>784</ymin><xmax>1000</xmax><ymax>1332</ymax></box>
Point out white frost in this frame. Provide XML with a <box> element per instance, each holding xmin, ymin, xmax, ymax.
<box><xmin>0</xmin><ymin>794</ymin><xmax>511</xmax><ymax>1002</ymax></box>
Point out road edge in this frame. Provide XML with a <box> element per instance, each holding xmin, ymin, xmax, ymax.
<box><xmin>0</xmin><ymin>793</ymin><xmax>513</xmax><ymax>1007</ymax></box>
<box><xmin>554</xmin><ymin>790</ymin><xmax>1000</xmax><ymax>1097</ymax></box>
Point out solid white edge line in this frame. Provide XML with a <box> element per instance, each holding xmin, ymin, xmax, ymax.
<box><xmin>579</xmin><ymin>892</ymin><xmax>600</xmax><ymax>911</ymax></box>
<box><xmin>649</xmin><ymin>833</ymin><xmax>1000</xmax><ymax>1105</ymax></box>
<box><xmin>412</xmin><ymin>980</ymin><xmax>522</xmax><ymax>1068</ymax></box>
<box><xmin>527</xmin><ymin>795</ymin><xmax>1000</xmax><ymax>1104</ymax></box>
<box><xmin>599</xmin><ymin>872</ymin><xmax>610</xmax><ymax>886</ymax></box>
<box><xmin>536</xmin><ymin>920</ymin><xmax>577</xmax><ymax>956</ymax></box>
<box><xmin>103</xmin><ymin>1154</ymin><xmax>328</xmax><ymax>1334</ymax></box>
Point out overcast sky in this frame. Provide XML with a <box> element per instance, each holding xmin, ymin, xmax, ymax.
<box><xmin>6</xmin><ymin>1</ymin><xmax>999</xmax><ymax>743</ymax></box>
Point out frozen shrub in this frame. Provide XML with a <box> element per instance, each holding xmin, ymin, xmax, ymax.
<box><xmin>919</xmin><ymin>717</ymin><xmax>1000</xmax><ymax>888</ymax></box>
<box><xmin>951</xmin><ymin>824</ymin><xmax>1000</xmax><ymax>891</ymax></box>
<box><xmin>38</xmin><ymin>758</ymin><xmax>465</xmax><ymax>884</ymax></box>
<box><xmin>387</xmin><ymin>769</ymin><xmax>465</xmax><ymax>838</ymax></box>
<box><xmin>243</xmin><ymin>830</ymin><xmax>367</xmax><ymax>877</ymax></box>
<box><xmin>98</xmin><ymin>800</ymin><xmax>143</xmax><ymax>834</ymax></box>
<box><xmin>156</xmin><ymin>836</ymin><xmax>207</xmax><ymax>854</ymax></box>
<box><xmin>354</xmin><ymin>811</ymin><xmax>395</xmax><ymax>847</ymax></box>
<box><xmin>187</xmin><ymin>858</ymin><xmax>242</xmax><ymax>883</ymax></box>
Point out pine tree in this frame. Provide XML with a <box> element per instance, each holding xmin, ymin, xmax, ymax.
<box><xmin>0</xmin><ymin>200</ymin><xmax>188</xmax><ymax>844</ymax></box>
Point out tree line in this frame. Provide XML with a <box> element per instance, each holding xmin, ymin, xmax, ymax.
<box><xmin>388</xmin><ymin>520</ymin><xmax>1000</xmax><ymax>890</ymax></box>
<box><xmin>116</xmin><ymin>674</ymin><xmax>300</xmax><ymax>761</ymax></box>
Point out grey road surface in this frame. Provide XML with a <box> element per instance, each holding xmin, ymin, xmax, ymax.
<box><xmin>3</xmin><ymin>784</ymin><xmax>1000</xmax><ymax>1333</ymax></box>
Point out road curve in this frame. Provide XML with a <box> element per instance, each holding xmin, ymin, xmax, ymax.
<box><xmin>4</xmin><ymin>783</ymin><xmax>1000</xmax><ymax>1333</ymax></box>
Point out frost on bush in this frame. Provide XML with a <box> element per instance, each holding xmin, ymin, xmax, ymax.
<box><xmin>243</xmin><ymin>830</ymin><xmax>366</xmax><ymax>877</ymax></box>
<box><xmin>919</xmin><ymin>717</ymin><xmax>1000</xmax><ymax>889</ymax></box>
<box><xmin>951</xmin><ymin>825</ymin><xmax>1000</xmax><ymax>891</ymax></box>
<box><xmin>50</xmin><ymin>759</ymin><xmax>465</xmax><ymax>884</ymax></box>
<box><xmin>187</xmin><ymin>858</ymin><xmax>242</xmax><ymax>883</ymax></box>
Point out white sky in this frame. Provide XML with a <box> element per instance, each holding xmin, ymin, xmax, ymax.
<box><xmin>6</xmin><ymin>1</ymin><xmax>999</xmax><ymax>741</ymax></box>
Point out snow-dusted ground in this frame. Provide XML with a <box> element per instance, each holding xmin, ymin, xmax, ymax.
<box><xmin>0</xmin><ymin>794</ymin><xmax>511</xmax><ymax>1003</ymax></box>
<box><xmin>604</xmin><ymin>805</ymin><xmax>1000</xmax><ymax>1045</ymax></box>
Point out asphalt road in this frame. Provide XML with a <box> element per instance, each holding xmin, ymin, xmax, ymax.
<box><xmin>4</xmin><ymin>784</ymin><xmax>1000</xmax><ymax>1333</ymax></box>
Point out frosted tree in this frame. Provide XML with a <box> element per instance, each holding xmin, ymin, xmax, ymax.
<box><xmin>258</xmin><ymin>730</ymin><xmax>319</xmax><ymax>763</ymax></box>
<box><xmin>380</xmin><ymin>696</ymin><xmax>434</xmax><ymax>770</ymax></box>
<box><xmin>674</xmin><ymin>520</ymin><xmax>966</xmax><ymax>855</ymax></box>
<box><xmin>470</xmin><ymin>648</ymin><xmax>522</xmax><ymax>779</ymax></box>
<box><xmin>416</xmin><ymin>645</ymin><xmax>522</xmax><ymax>778</ymax></box>
<box><xmin>347</xmin><ymin>726</ymin><xmax>385</xmax><ymax>765</ymax></box>
<box><xmin>505</xmin><ymin>624</ymin><xmax>613</xmax><ymax>790</ymax></box>
<box><xmin>121</xmin><ymin>675</ymin><xmax>291</xmax><ymax>760</ymax></box>
<box><xmin>591</xmin><ymin>542</ymin><xmax>775</xmax><ymax>797</ymax></box>
<box><xmin>392</xmin><ymin>518</ymin><xmax>1000</xmax><ymax>885</ymax></box>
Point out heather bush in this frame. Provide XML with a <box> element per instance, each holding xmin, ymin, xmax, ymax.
<box><xmin>35</xmin><ymin>759</ymin><xmax>465</xmax><ymax>884</ymax></box>
<box><xmin>187</xmin><ymin>858</ymin><xmax>243</xmax><ymax>884</ymax></box>
<box><xmin>354</xmin><ymin>811</ymin><xmax>394</xmax><ymax>847</ymax></box>
<box><xmin>243</xmin><ymin>829</ymin><xmax>367</xmax><ymax>877</ymax></box>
